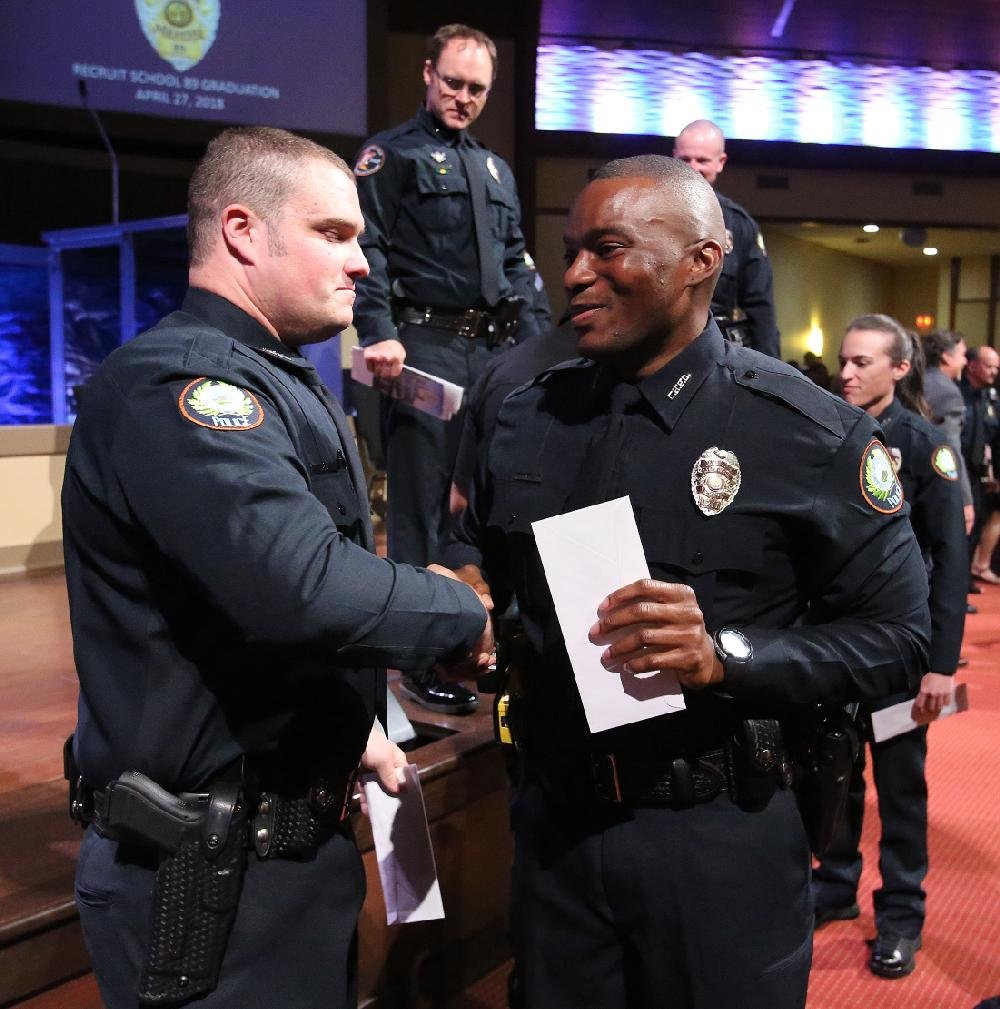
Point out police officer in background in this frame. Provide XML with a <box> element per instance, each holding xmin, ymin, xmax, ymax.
<box><xmin>444</xmin><ymin>155</ymin><xmax>929</xmax><ymax>1009</ymax></box>
<box><xmin>62</xmin><ymin>128</ymin><xmax>491</xmax><ymax>1009</ymax></box>
<box><xmin>673</xmin><ymin>119</ymin><xmax>781</xmax><ymax>358</ymax></box>
<box><xmin>922</xmin><ymin>329</ymin><xmax>975</xmax><ymax>536</ymax></box>
<box><xmin>961</xmin><ymin>345</ymin><xmax>1000</xmax><ymax>579</ymax></box>
<box><xmin>812</xmin><ymin>315</ymin><xmax>966</xmax><ymax>979</ymax></box>
<box><xmin>354</xmin><ymin>23</ymin><xmax>545</xmax><ymax>714</ymax></box>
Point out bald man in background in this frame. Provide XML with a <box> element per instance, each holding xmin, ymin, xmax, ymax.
<box><xmin>674</xmin><ymin>119</ymin><xmax>780</xmax><ymax>358</ymax></box>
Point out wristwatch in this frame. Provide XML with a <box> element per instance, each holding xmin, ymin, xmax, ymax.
<box><xmin>713</xmin><ymin>627</ymin><xmax>752</xmax><ymax>675</ymax></box>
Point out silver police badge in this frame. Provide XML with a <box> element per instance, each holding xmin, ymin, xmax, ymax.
<box><xmin>135</xmin><ymin>0</ymin><xmax>220</xmax><ymax>72</ymax></box>
<box><xmin>691</xmin><ymin>447</ymin><xmax>741</xmax><ymax>516</ymax></box>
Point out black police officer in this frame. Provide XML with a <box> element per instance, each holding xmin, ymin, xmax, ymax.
<box><xmin>812</xmin><ymin>315</ymin><xmax>967</xmax><ymax>978</ymax></box>
<box><xmin>674</xmin><ymin>119</ymin><xmax>780</xmax><ymax>358</ymax></box>
<box><xmin>353</xmin><ymin>24</ymin><xmax>545</xmax><ymax>714</ymax></box>
<box><xmin>62</xmin><ymin>127</ymin><xmax>490</xmax><ymax>1009</ymax></box>
<box><xmin>443</xmin><ymin>155</ymin><xmax>929</xmax><ymax>1009</ymax></box>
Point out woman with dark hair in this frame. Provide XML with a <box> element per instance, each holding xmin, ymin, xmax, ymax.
<box><xmin>811</xmin><ymin>313</ymin><xmax>967</xmax><ymax>979</ymax></box>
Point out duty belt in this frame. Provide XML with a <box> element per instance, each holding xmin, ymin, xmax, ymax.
<box><xmin>590</xmin><ymin>749</ymin><xmax>729</xmax><ymax>806</ymax></box>
<box><xmin>398</xmin><ymin>305</ymin><xmax>500</xmax><ymax>340</ymax></box>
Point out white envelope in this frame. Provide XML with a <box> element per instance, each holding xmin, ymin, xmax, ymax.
<box><xmin>532</xmin><ymin>496</ymin><xmax>686</xmax><ymax>734</ymax></box>
<box><xmin>362</xmin><ymin>764</ymin><xmax>445</xmax><ymax>925</ymax></box>
<box><xmin>870</xmin><ymin>682</ymin><xmax>970</xmax><ymax>743</ymax></box>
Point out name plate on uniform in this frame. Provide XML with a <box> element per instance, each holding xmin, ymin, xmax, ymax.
<box><xmin>532</xmin><ymin>496</ymin><xmax>686</xmax><ymax>733</ymax></box>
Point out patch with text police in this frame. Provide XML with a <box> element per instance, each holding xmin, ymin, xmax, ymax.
<box><xmin>354</xmin><ymin>144</ymin><xmax>385</xmax><ymax>176</ymax></box>
<box><xmin>859</xmin><ymin>439</ymin><xmax>904</xmax><ymax>513</ymax></box>
<box><xmin>931</xmin><ymin>444</ymin><xmax>959</xmax><ymax>481</ymax></box>
<box><xmin>179</xmin><ymin>378</ymin><xmax>264</xmax><ymax>431</ymax></box>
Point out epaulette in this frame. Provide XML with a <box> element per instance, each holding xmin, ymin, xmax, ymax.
<box><xmin>727</xmin><ymin>345</ymin><xmax>853</xmax><ymax>439</ymax></box>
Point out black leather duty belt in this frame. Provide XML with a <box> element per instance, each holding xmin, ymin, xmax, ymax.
<box><xmin>398</xmin><ymin>305</ymin><xmax>499</xmax><ymax>340</ymax></box>
<box><xmin>590</xmin><ymin>749</ymin><xmax>729</xmax><ymax>806</ymax></box>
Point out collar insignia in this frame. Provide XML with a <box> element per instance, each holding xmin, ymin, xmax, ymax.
<box><xmin>667</xmin><ymin>373</ymin><xmax>692</xmax><ymax>400</ymax></box>
<box><xmin>691</xmin><ymin>447</ymin><xmax>741</xmax><ymax>516</ymax></box>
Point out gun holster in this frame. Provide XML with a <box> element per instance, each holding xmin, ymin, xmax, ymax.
<box><xmin>97</xmin><ymin>765</ymin><xmax>249</xmax><ymax>1006</ymax></box>
<box><xmin>791</xmin><ymin>706</ymin><xmax>862</xmax><ymax>857</ymax></box>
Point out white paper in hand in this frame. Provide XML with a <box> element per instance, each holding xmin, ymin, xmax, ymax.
<box><xmin>532</xmin><ymin>496</ymin><xmax>686</xmax><ymax>733</ymax></box>
<box><xmin>362</xmin><ymin>764</ymin><xmax>444</xmax><ymax>925</ymax></box>
<box><xmin>871</xmin><ymin>682</ymin><xmax>970</xmax><ymax>743</ymax></box>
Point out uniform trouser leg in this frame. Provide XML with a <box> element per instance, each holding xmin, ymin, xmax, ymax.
<box><xmin>383</xmin><ymin>324</ymin><xmax>501</xmax><ymax>567</ymax></box>
<box><xmin>510</xmin><ymin>780</ymin><xmax>812</xmax><ymax>1009</ymax></box>
<box><xmin>76</xmin><ymin>823</ymin><xmax>365</xmax><ymax>1009</ymax></box>
<box><xmin>870</xmin><ymin>726</ymin><xmax>928</xmax><ymax>938</ymax></box>
<box><xmin>810</xmin><ymin>753</ymin><xmax>867</xmax><ymax>907</ymax></box>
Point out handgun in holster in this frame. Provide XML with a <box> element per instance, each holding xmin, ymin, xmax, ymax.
<box><xmin>95</xmin><ymin>763</ymin><xmax>250</xmax><ymax>1006</ymax></box>
<box><xmin>789</xmin><ymin>704</ymin><xmax>861</xmax><ymax>857</ymax></box>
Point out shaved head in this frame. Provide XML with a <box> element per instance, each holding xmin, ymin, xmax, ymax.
<box><xmin>673</xmin><ymin>120</ymin><xmax>728</xmax><ymax>185</ymax></box>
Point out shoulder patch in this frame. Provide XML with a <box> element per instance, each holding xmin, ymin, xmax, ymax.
<box><xmin>930</xmin><ymin>444</ymin><xmax>959</xmax><ymax>481</ymax></box>
<box><xmin>179</xmin><ymin>378</ymin><xmax>264</xmax><ymax>431</ymax></box>
<box><xmin>860</xmin><ymin>439</ymin><xmax>904</xmax><ymax>513</ymax></box>
<box><xmin>354</xmin><ymin>144</ymin><xmax>385</xmax><ymax>177</ymax></box>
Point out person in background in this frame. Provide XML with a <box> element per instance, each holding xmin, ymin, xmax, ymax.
<box><xmin>673</xmin><ymin>119</ymin><xmax>780</xmax><ymax>358</ymax></box>
<box><xmin>813</xmin><ymin>315</ymin><xmax>966</xmax><ymax>980</ymax></box>
<box><xmin>353</xmin><ymin>23</ymin><xmax>546</xmax><ymax>714</ymax></box>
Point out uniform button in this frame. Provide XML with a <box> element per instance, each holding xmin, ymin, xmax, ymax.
<box><xmin>338</xmin><ymin>503</ymin><xmax>346</xmax><ymax>515</ymax></box>
<box><xmin>744</xmin><ymin>369</ymin><xmax>757</xmax><ymax>379</ymax></box>
<box><xmin>692</xmin><ymin>551</ymin><xmax>703</xmax><ymax>565</ymax></box>
<box><xmin>336</xmin><ymin>449</ymin><xmax>345</xmax><ymax>463</ymax></box>
<box><xmin>507</xmin><ymin>513</ymin><xmax>517</xmax><ymax>525</ymax></box>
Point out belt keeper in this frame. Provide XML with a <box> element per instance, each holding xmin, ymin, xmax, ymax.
<box><xmin>253</xmin><ymin>792</ymin><xmax>274</xmax><ymax>858</ymax></box>
<box><xmin>592</xmin><ymin>752</ymin><xmax>622</xmax><ymax>803</ymax></box>
<box><xmin>671</xmin><ymin>757</ymin><xmax>695</xmax><ymax>806</ymax></box>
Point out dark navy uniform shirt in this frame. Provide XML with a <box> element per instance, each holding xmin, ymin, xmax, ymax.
<box><xmin>353</xmin><ymin>108</ymin><xmax>542</xmax><ymax>346</ymax></box>
<box><xmin>446</xmin><ymin>321</ymin><xmax>929</xmax><ymax>759</ymax></box>
<box><xmin>714</xmin><ymin>193</ymin><xmax>780</xmax><ymax>359</ymax></box>
<box><xmin>960</xmin><ymin>376</ymin><xmax>1000</xmax><ymax>476</ymax></box>
<box><xmin>876</xmin><ymin>398</ymin><xmax>966</xmax><ymax>679</ymax></box>
<box><xmin>63</xmin><ymin>288</ymin><xmax>485</xmax><ymax>792</ymax></box>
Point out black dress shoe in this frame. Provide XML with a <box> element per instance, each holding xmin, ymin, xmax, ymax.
<box><xmin>813</xmin><ymin>902</ymin><xmax>860</xmax><ymax>928</ymax></box>
<box><xmin>400</xmin><ymin>674</ymin><xmax>478</xmax><ymax>714</ymax></box>
<box><xmin>970</xmin><ymin>583</ymin><xmax>983</xmax><ymax>594</ymax></box>
<box><xmin>869</xmin><ymin>932</ymin><xmax>921</xmax><ymax>978</ymax></box>
<box><xmin>968</xmin><ymin>603</ymin><xmax>979</xmax><ymax>614</ymax></box>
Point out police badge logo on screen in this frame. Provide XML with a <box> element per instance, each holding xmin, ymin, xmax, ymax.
<box><xmin>135</xmin><ymin>0</ymin><xmax>220</xmax><ymax>73</ymax></box>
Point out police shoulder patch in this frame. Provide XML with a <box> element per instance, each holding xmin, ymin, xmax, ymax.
<box><xmin>179</xmin><ymin>378</ymin><xmax>264</xmax><ymax>431</ymax></box>
<box><xmin>930</xmin><ymin>444</ymin><xmax>959</xmax><ymax>481</ymax></box>
<box><xmin>860</xmin><ymin>439</ymin><xmax>904</xmax><ymax>513</ymax></box>
<box><xmin>354</xmin><ymin>144</ymin><xmax>385</xmax><ymax>176</ymax></box>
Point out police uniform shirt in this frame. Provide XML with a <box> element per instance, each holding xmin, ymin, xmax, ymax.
<box><xmin>714</xmin><ymin>193</ymin><xmax>780</xmax><ymax>359</ymax></box>
<box><xmin>924</xmin><ymin>366</ymin><xmax>973</xmax><ymax>507</ymax></box>
<box><xmin>63</xmin><ymin>288</ymin><xmax>486</xmax><ymax>792</ymax></box>
<box><xmin>960</xmin><ymin>375</ymin><xmax>1000</xmax><ymax>475</ymax></box>
<box><xmin>875</xmin><ymin>397</ymin><xmax>966</xmax><ymax>679</ymax></box>
<box><xmin>353</xmin><ymin>108</ymin><xmax>542</xmax><ymax>346</ymax></box>
<box><xmin>447</xmin><ymin>320</ymin><xmax>929</xmax><ymax>759</ymax></box>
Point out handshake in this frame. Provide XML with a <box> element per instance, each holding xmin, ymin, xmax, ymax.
<box><xmin>427</xmin><ymin>563</ymin><xmax>495</xmax><ymax>679</ymax></box>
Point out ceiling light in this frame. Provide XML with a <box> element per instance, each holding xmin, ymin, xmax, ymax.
<box><xmin>923</xmin><ymin>247</ymin><xmax>938</xmax><ymax>256</ymax></box>
<box><xmin>862</xmin><ymin>224</ymin><xmax>880</xmax><ymax>233</ymax></box>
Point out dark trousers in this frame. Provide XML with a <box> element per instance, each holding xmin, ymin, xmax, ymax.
<box><xmin>384</xmin><ymin>322</ymin><xmax>503</xmax><ymax>567</ymax></box>
<box><xmin>509</xmin><ymin>780</ymin><xmax>813</xmax><ymax>1009</ymax></box>
<box><xmin>76</xmin><ymin>823</ymin><xmax>365</xmax><ymax>1009</ymax></box>
<box><xmin>812</xmin><ymin>725</ymin><xmax>929</xmax><ymax>938</ymax></box>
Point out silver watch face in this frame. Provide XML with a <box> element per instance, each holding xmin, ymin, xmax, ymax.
<box><xmin>719</xmin><ymin>628</ymin><xmax>751</xmax><ymax>660</ymax></box>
